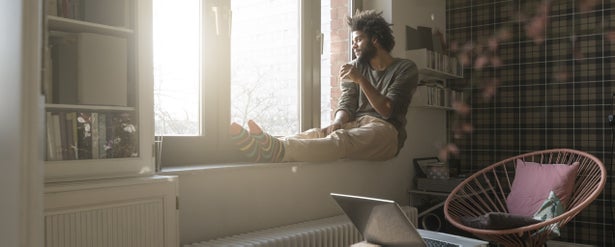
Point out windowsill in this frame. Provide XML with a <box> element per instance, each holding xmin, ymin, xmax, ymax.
<box><xmin>158</xmin><ymin>159</ymin><xmax>385</xmax><ymax>176</ymax></box>
<box><xmin>159</xmin><ymin>162</ymin><xmax>286</xmax><ymax>174</ymax></box>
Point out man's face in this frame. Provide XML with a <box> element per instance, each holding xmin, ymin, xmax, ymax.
<box><xmin>351</xmin><ymin>31</ymin><xmax>376</xmax><ymax>64</ymax></box>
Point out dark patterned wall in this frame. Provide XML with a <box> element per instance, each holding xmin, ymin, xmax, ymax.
<box><xmin>446</xmin><ymin>0</ymin><xmax>614</xmax><ymax>245</ymax></box>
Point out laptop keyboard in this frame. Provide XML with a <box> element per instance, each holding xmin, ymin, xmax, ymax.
<box><xmin>423</xmin><ymin>237</ymin><xmax>462</xmax><ymax>247</ymax></box>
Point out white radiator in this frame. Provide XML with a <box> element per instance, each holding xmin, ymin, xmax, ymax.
<box><xmin>44</xmin><ymin>176</ymin><xmax>179</xmax><ymax>247</ymax></box>
<box><xmin>187</xmin><ymin>206</ymin><xmax>418</xmax><ymax>247</ymax></box>
<box><xmin>45</xmin><ymin>199</ymin><xmax>165</xmax><ymax>247</ymax></box>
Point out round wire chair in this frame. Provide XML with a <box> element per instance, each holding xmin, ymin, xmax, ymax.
<box><xmin>444</xmin><ymin>149</ymin><xmax>607</xmax><ymax>247</ymax></box>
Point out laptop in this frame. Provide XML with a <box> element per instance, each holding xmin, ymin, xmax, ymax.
<box><xmin>330</xmin><ymin>193</ymin><xmax>488</xmax><ymax>247</ymax></box>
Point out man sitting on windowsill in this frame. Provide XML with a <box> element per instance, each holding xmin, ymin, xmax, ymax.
<box><xmin>229</xmin><ymin>10</ymin><xmax>418</xmax><ymax>163</ymax></box>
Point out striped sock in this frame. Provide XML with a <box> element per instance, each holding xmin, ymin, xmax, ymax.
<box><xmin>247</xmin><ymin>120</ymin><xmax>285</xmax><ymax>162</ymax></box>
<box><xmin>229</xmin><ymin>122</ymin><xmax>285</xmax><ymax>162</ymax></box>
<box><xmin>229</xmin><ymin>123</ymin><xmax>261</xmax><ymax>161</ymax></box>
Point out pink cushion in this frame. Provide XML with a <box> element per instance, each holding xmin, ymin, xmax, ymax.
<box><xmin>506</xmin><ymin>159</ymin><xmax>579</xmax><ymax>216</ymax></box>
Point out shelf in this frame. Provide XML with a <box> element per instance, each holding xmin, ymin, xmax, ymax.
<box><xmin>409</xmin><ymin>105</ymin><xmax>453</xmax><ymax>111</ymax></box>
<box><xmin>42</xmin><ymin>0</ymin><xmax>153</xmax><ymax>182</ymax></box>
<box><xmin>408</xmin><ymin>189</ymin><xmax>449</xmax><ymax>197</ymax></box>
<box><xmin>407</xmin><ymin>48</ymin><xmax>463</xmax><ymax>80</ymax></box>
<box><xmin>47</xmin><ymin>15</ymin><xmax>133</xmax><ymax>37</ymax></box>
<box><xmin>46</xmin><ymin>103</ymin><xmax>135</xmax><ymax>112</ymax></box>
<box><xmin>410</xmin><ymin>84</ymin><xmax>462</xmax><ymax>110</ymax></box>
<box><xmin>45</xmin><ymin>157</ymin><xmax>148</xmax><ymax>183</ymax></box>
<box><xmin>419</xmin><ymin>68</ymin><xmax>462</xmax><ymax>80</ymax></box>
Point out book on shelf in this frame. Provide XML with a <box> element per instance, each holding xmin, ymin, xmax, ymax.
<box><xmin>57</xmin><ymin>0</ymin><xmax>67</xmax><ymax>18</ymax></box>
<box><xmin>90</xmin><ymin>112</ymin><xmax>110</xmax><ymax>159</ymax></box>
<box><xmin>98</xmin><ymin>113</ymin><xmax>107</xmax><ymax>158</ymax></box>
<box><xmin>91</xmin><ymin>112</ymin><xmax>100</xmax><ymax>159</ymax></box>
<box><xmin>65</xmin><ymin>112</ymin><xmax>78</xmax><ymax>160</ymax></box>
<box><xmin>406</xmin><ymin>48</ymin><xmax>463</xmax><ymax>78</ymax></box>
<box><xmin>52</xmin><ymin>113</ymin><xmax>63</xmax><ymax>160</ymax></box>
<box><xmin>45</xmin><ymin>111</ymin><xmax>78</xmax><ymax>161</ymax></box>
<box><xmin>45</xmin><ymin>111</ymin><xmax>137</xmax><ymax>161</ymax></box>
<box><xmin>83</xmin><ymin>0</ymin><xmax>129</xmax><ymax>27</ymax></box>
<box><xmin>411</xmin><ymin>84</ymin><xmax>464</xmax><ymax>108</ymax></box>
<box><xmin>44</xmin><ymin>45</ymin><xmax>54</xmax><ymax>103</ymax></box>
<box><xmin>47</xmin><ymin>0</ymin><xmax>58</xmax><ymax>16</ymax></box>
<box><xmin>109</xmin><ymin>112</ymin><xmax>138</xmax><ymax>158</ymax></box>
<box><xmin>57</xmin><ymin>0</ymin><xmax>82</xmax><ymax>19</ymax></box>
<box><xmin>46</xmin><ymin>112</ymin><xmax>57</xmax><ymax>160</ymax></box>
<box><xmin>58</xmin><ymin>112</ymin><xmax>69</xmax><ymax>159</ymax></box>
<box><xmin>76</xmin><ymin>112</ymin><xmax>92</xmax><ymax>159</ymax></box>
<box><xmin>105</xmin><ymin>113</ymin><xmax>113</xmax><ymax>158</ymax></box>
<box><xmin>432</xmin><ymin>29</ymin><xmax>445</xmax><ymax>53</ymax></box>
<box><xmin>52</xmin><ymin>0</ymin><xmax>91</xmax><ymax>21</ymax></box>
<box><xmin>50</xmin><ymin>0</ymin><xmax>130</xmax><ymax>27</ymax></box>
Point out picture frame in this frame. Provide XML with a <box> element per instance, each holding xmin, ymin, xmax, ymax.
<box><xmin>413</xmin><ymin>157</ymin><xmax>441</xmax><ymax>178</ymax></box>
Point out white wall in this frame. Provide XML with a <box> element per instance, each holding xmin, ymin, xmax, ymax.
<box><xmin>1</xmin><ymin>0</ymin><xmax>44</xmax><ymax>246</ymax></box>
<box><xmin>1</xmin><ymin>0</ymin><xmax>24</xmax><ymax>244</ymax></box>
<box><xmin>168</xmin><ymin>160</ymin><xmax>409</xmax><ymax>245</ymax></box>
<box><xmin>163</xmin><ymin>109</ymin><xmax>446</xmax><ymax>245</ymax></box>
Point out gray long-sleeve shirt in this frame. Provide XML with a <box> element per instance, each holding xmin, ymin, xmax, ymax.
<box><xmin>336</xmin><ymin>58</ymin><xmax>418</xmax><ymax>151</ymax></box>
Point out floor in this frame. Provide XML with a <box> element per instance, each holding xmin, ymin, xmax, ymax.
<box><xmin>546</xmin><ymin>241</ymin><xmax>594</xmax><ymax>247</ymax></box>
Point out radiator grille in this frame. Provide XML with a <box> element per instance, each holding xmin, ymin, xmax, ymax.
<box><xmin>187</xmin><ymin>207</ymin><xmax>418</xmax><ymax>247</ymax></box>
<box><xmin>186</xmin><ymin>215</ymin><xmax>360</xmax><ymax>247</ymax></box>
<box><xmin>44</xmin><ymin>199</ymin><xmax>164</xmax><ymax>247</ymax></box>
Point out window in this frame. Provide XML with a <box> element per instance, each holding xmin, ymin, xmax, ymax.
<box><xmin>230</xmin><ymin>0</ymin><xmax>300</xmax><ymax>136</ymax></box>
<box><xmin>153</xmin><ymin>0</ymin><xmax>200</xmax><ymax>136</ymax></box>
<box><xmin>154</xmin><ymin>0</ymin><xmax>352</xmax><ymax>165</ymax></box>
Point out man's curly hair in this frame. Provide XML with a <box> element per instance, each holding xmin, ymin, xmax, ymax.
<box><xmin>346</xmin><ymin>10</ymin><xmax>395</xmax><ymax>52</ymax></box>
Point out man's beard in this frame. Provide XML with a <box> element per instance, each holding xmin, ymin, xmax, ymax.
<box><xmin>357</xmin><ymin>41</ymin><xmax>376</xmax><ymax>65</ymax></box>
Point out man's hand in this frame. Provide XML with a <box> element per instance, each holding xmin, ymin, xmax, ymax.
<box><xmin>339</xmin><ymin>64</ymin><xmax>361</xmax><ymax>83</ymax></box>
<box><xmin>322</xmin><ymin>110</ymin><xmax>350</xmax><ymax>136</ymax></box>
<box><xmin>321</xmin><ymin>122</ymin><xmax>343</xmax><ymax>136</ymax></box>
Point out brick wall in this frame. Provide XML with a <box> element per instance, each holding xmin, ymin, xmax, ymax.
<box><xmin>327</xmin><ymin>0</ymin><xmax>350</xmax><ymax>118</ymax></box>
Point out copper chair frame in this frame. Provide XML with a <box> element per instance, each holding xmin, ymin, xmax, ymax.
<box><xmin>444</xmin><ymin>149</ymin><xmax>607</xmax><ymax>246</ymax></box>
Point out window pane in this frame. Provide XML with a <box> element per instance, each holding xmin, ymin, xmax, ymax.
<box><xmin>153</xmin><ymin>0</ymin><xmax>200</xmax><ymax>136</ymax></box>
<box><xmin>321</xmin><ymin>0</ymin><xmax>332</xmax><ymax>126</ymax></box>
<box><xmin>231</xmin><ymin>0</ymin><xmax>299</xmax><ymax>136</ymax></box>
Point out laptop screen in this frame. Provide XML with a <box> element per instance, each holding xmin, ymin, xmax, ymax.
<box><xmin>330</xmin><ymin>193</ymin><xmax>427</xmax><ymax>247</ymax></box>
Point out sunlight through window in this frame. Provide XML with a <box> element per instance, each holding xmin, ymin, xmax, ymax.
<box><xmin>230</xmin><ymin>0</ymin><xmax>299</xmax><ymax>136</ymax></box>
<box><xmin>153</xmin><ymin>0</ymin><xmax>200</xmax><ymax>136</ymax></box>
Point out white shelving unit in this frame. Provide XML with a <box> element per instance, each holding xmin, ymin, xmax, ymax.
<box><xmin>407</xmin><ymin>48</ymin><xmax>463</xmax><ymax>80</ymax></box>
<box><xmin>410</xmin><ymin>83</ymin><xmax>464</xmax><ymax>110</ymax></box>
<box><xmin>407</xmin><ymin>49</ymin><xmax>464</xmax><ymax>110</ymax></box>
<box><xmin>42</xmin><ymin>0</ymin><xmax>154</xmax><ymax>182</ymax></box>
<box><xmin>41</xmin><ymin>0</ymin><xmax>176</xmax><ymax>246</ymax></box>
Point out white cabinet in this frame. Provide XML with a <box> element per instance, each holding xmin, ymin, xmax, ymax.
<box><xmin>42</xmin><ymin>0</ymin><xmax>154</xmax><ymax>182</ymax></box>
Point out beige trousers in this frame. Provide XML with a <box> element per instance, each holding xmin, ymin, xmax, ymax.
<box><xmin>281</xmin><ymin>115</ymin><xmax>399</xmax><ymax>162</ymax></box>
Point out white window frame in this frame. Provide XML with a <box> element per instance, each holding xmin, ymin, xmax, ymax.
<box><xmin>159</xmin><ymin>0</ymin><xmax>322</xmax><ymax>166</ymax></box>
